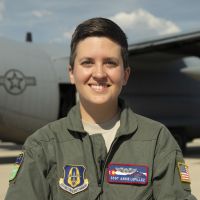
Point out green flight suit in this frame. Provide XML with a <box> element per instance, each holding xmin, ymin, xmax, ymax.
<box><xmin>5</xmin><ymin>100</ymin><xmax>197</xmax><ymax>200</ymax></box>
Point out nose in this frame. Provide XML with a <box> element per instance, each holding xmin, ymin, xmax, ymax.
<box><xmin>92</xmin><ymin>64</ymin><xmax>106</xmax><ymax>79</ymax></box>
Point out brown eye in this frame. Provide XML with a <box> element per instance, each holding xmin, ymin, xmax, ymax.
<box><xmin>105</xmin><ymin>60</ymin><xmax>117</xmax><ymax>68</ymax></box>
<box><xmin>81</xmin><ymin>60</ymin><xmax>93</xmax><ymax>67</ymax></box>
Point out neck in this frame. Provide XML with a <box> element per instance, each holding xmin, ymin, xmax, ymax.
<box><xmin>80</xmin><ymin>101</ymin><xmax>119</xmax><ymax>124</ymax></box>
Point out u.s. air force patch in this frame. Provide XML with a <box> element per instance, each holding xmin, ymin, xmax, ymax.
<box><xmin>9</xmin><ymin>153</ymin><xmax>24</xmax><ymax>181</ymax></box>
<box><xmin>59</xmin><ymin>165</ymin><xmax>89</xmax><ymax>194</ymax></box>
<box><xmin>107</xmin><ymin>163</ymin><xmax>148</xmax><ymax>185</ymax></box>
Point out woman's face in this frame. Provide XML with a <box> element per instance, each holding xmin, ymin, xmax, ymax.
<box><xmin>69</xmin><ymin>36</ymin><xmax>130</xmax><ymax>107</ymax></box>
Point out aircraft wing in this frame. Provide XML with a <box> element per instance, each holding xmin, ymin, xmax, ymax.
<box><xmin>128</xmin><ymin>30</ymin><xmax>200</xmax><ymax>58</ymax></box>
<box><xmin>125</xmin><ymin>30</ymin><xmax>200</xmax><ymax>150</ymax></box>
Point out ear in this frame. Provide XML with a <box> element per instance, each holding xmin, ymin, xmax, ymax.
<box><xmin>123</xmin><ymin>66</ymin><xmax>131</xmax><ymax>86</ymax></box>
<box><xmin>68</xmin><ymin>65</ymin><xmax>75</xmax><ymax>84</ymax></box>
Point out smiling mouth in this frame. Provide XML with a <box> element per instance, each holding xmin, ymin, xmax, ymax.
<box><xmin>89</xmin><ymin>83</ymin><xmax>111</xmax><ymax>92</ymax></box>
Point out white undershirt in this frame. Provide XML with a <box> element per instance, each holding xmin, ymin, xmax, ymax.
<box><xmin>82</xmin><ymin>113</ymin><xmax>120</xmax><ymax>151</ymax></box>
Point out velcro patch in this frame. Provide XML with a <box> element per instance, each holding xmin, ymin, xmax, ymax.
<box><xmin>178</xmin><ymin>162</ymin><xmax>191</xmax><ymax>183</ymax></box>
<box><xmin>107</xmin><ymin>163</ymin><xmax>148</xmax><ymax>185</ymax></box>
<box><xmin>59</xmin><ymin>165</ymin><xmax>89</xmax><ymax>194</ymax></box>
<box><xmin>9</xmin><ymin>153</ymin><xmax>24</xmax><ymax>181</ymax></box>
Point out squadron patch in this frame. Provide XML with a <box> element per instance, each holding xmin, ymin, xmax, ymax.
<box><xmin>59</xmin><ymin>165</ymin><xmax>89</xmax><ymax>194</ymax></box>
<box><xmin>9</xmin><ymin>153</ymin><xmax>24</xmax><ymax>181</ymax></box>
<box><xmin>178</xmin><ymin>162</ymin><xmax>191</xmax><ymax>183</ymax></box>
<box><xmin>107</xmin><ymin>163</ymin><xmax>148</xmax><ymax>185</ymax></box>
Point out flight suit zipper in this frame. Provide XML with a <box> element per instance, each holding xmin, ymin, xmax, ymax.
<box><xmin>88</xmin><ymin>135</ymin><xmax>102</xmax><ymax>185</ymax></box>
<box><xmin>100</xmin><ymin>137</ymin><xmax>119</xmax><ymax>193</ymax></box>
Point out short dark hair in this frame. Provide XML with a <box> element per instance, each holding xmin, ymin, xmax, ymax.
<box><xmin>70</xmin><ymin>17</ymin><xmax>129</xmax><ymax>68</ymax></box>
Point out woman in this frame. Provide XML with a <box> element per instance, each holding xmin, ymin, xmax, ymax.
<box><xmin>5</xmin><ymin>17</ymin><xmax>197</xmax><ymax>200</ymax></box>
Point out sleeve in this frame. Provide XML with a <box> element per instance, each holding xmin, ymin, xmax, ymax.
<box><xmin>152</xmin><ymin>126</ymin><xmax>197</xmax><ymax>200</ymax></box>
<box><xmin>5</xmin><ymin>138</ymin><xmax>50</xmax><ymax>200</ymax></box>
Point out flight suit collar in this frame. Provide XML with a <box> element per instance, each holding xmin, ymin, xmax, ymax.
<box><xmin>116</xmin><ymin>98</ymin><xmax>138</xmax><ymax>137</ymax></box>
<box><xmin>65</xmin><ymin>102</ymin><xmax>85</xmax><ymax>133</ymax></box>
<box><xmin>65</xmin><ymin>98</ymin><xmax>138</xmax><ymax>137</ymax></box>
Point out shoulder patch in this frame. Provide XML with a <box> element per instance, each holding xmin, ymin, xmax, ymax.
<box><xmin>178</xmin><ymin>162</ymin><xmax>191</xmax><ymax>183</ymax></box>
<box><xmin>9</xmin><ymin>153</ymin><xmax>24</xmax><ymax>181</ymax></box>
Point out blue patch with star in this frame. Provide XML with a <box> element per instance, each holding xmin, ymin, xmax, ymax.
<box><xmin>59</xmin><ymin>165</ymin><xmax>89</xmax><ymax>194</ymax></box>
<box><xmin>107</xmin><ymin>163</ymin><xmax>148</xmax><ymax>185</ymax></box>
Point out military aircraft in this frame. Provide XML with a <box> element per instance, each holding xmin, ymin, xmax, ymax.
<box><xmin>122</xmin><ymin>30</ymin><xmax>200</xmax><ymax>151</ymax></box>
<box><xmin>0</xmin><ymin>30</ymin><xmax>200</xmax><ymax>151</ymax></box>
<box><xmin>0</xmin><ymin>34</ymin><xmax>76</xmax><ymax>144</ymax></box>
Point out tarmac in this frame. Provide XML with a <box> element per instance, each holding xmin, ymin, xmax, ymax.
<box><xmin>0</xmin><ymin>139</ymin><xmax>200</xmax><ymax>200</ymax></box>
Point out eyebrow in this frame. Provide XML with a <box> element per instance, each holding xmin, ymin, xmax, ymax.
<box><xmin>79</xmin><ymin>57</ymin><xmax>119</xmax><ymax>61</ymax></box>
<box><xmin>103</xmin><ymin>57</ymin><xmax>119</xmax><ymax>61</ymax></box>
<box><xmin>79</xmin><ymin>57</ymin><xmax>93</xmax><ymax>61</ymax></box>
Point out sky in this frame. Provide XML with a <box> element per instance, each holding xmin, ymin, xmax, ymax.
<box><xmin>0</xmin><ymin>0</ymin><xmax>200</xmax><ymax>49</ymax></box>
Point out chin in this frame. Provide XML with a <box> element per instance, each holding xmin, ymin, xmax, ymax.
<box><xmin>80</xmin><ymin>94</ymin><xmax>118</xmax><ymax>106</ymax></box>
<box><xmin>88</xmin><ymin>97</ymin><xmax>116</xmax><ymax>106</ymax></box>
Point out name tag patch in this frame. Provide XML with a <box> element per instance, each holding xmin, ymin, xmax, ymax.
<box><xmin>107</xmin><ymin>163</ymin><xmax>148</xmax><ymax>185</ymax></box>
